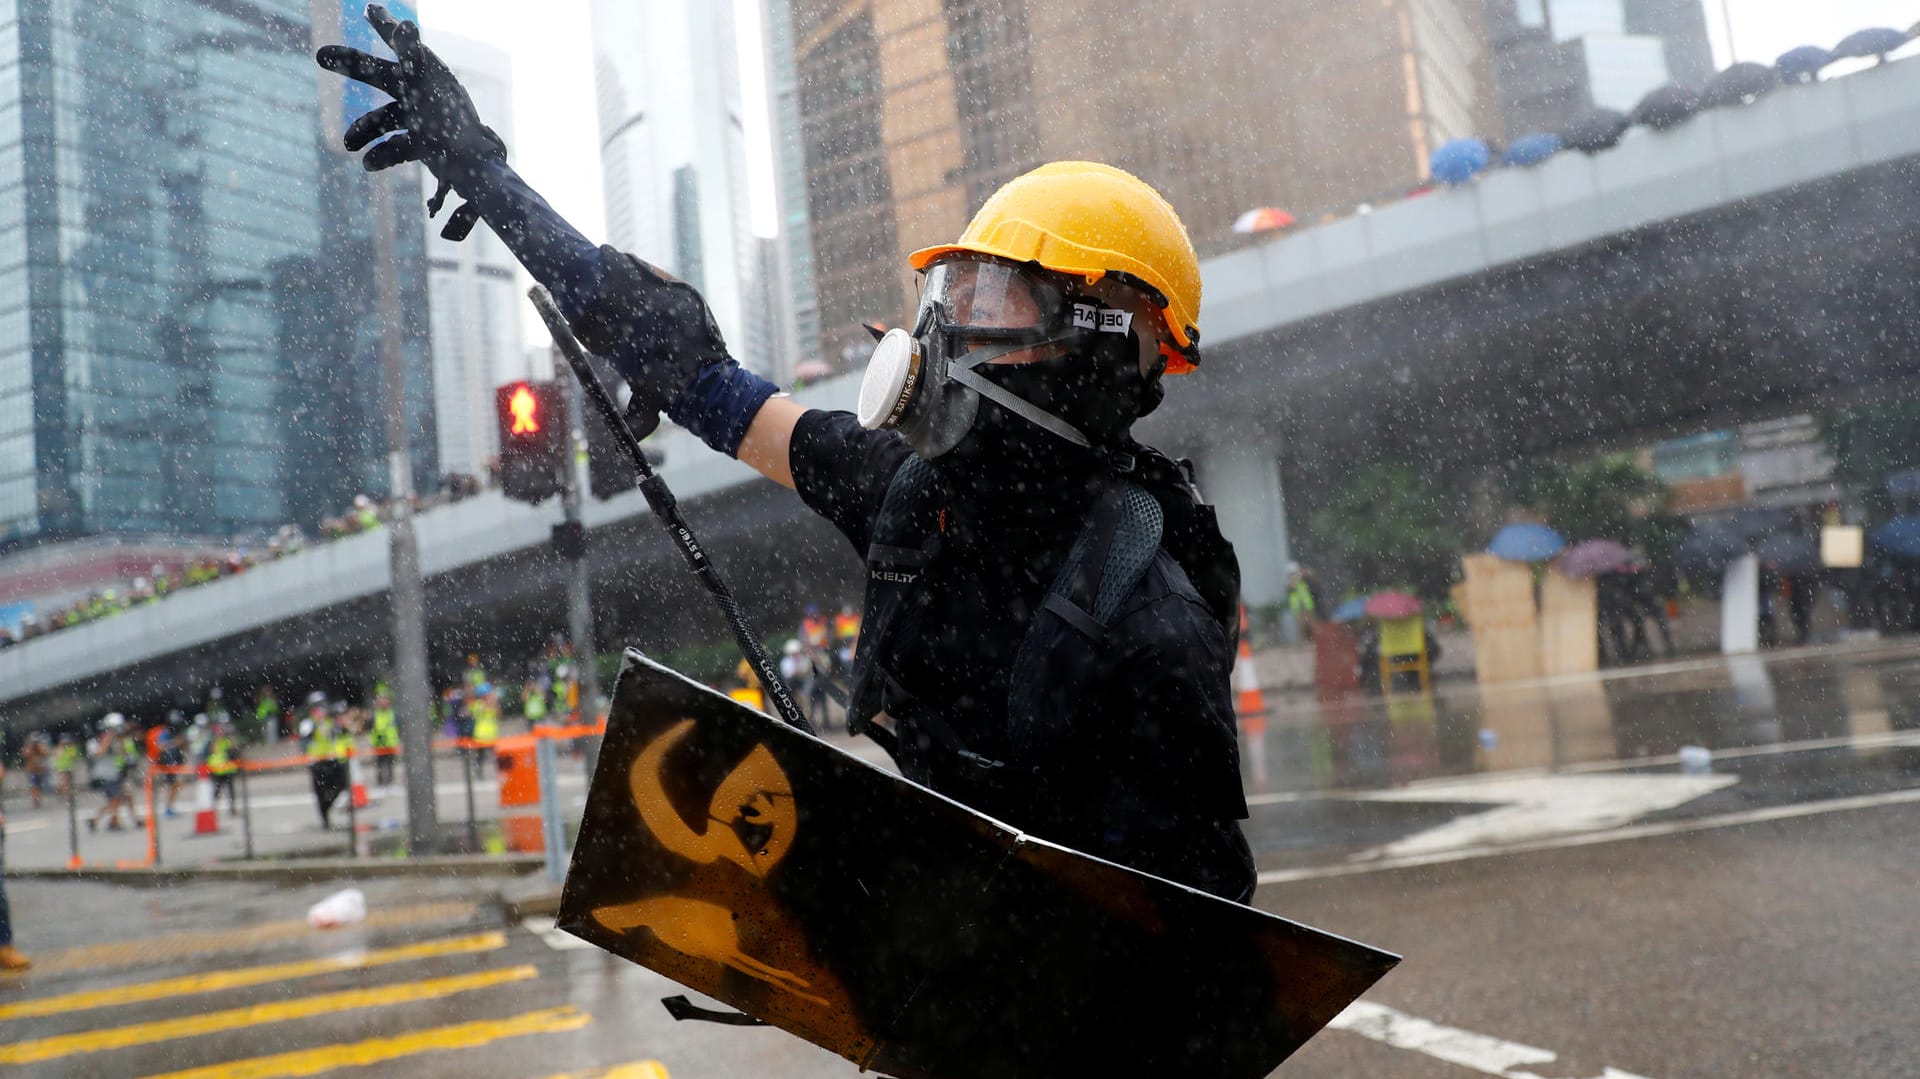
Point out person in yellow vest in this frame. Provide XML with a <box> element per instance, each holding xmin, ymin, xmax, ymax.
<box><xmin>728</xmin><ymin>658</ymin><xmax>766</xmax><ymax>713</ymax></box>
<box><xmin>521</xmin><ymin>679</ymin><xmax>549</xmax><ymax>729</ymax></box>
<box><xmin>205</xmin><ymin>720</ymin><xmax>241</xmax><ymax>816</ymax></box>
<box><xmin>368</xmin><ymin>692</ymin><xmax>401</xmax><ymax>788</ymax></box>
<box><xmin>301</xmin><ymin>693</ymin><xmax>351</xmax><ymax>830</ymax></box>
<box><xmin>1286</xmin><ymin>563</ymin><xmax>1323</xmax><ymax>641</ymax></box>
<box><xmin>52</xmin><ymin>735</ymin><xmax>82</xmax><ymax>799</ymax></box>
<box><xmin>468</xmin><ymin>684</ymin><xmax>500</xmax><ymax>777</ymax></box>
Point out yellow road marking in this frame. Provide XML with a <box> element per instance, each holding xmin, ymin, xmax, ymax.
<box><xmin>137</xmin><ymin>1005</ymin><xmax>593</xmax><ymax>1079</ymax></box>
<box><xmin>537</xmin><ymin>1063</ymin><xmax>672</xmax><ymax>1079</ymax></box>
<box><xmin>0</xmin><ymin>931</ymin><xmax>507</xmax><ymax>1022</ymax></box>
<box><xmin>29</xmin><ymin>900</ymin><xmax>479</xmax><ymax>976</ymax></box>
<box><xmin>0</xmin><ymin>964</ymin><xmax>538</xmax><ymax>1065</ymax></box>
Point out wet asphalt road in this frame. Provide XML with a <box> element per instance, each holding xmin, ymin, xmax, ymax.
<box><xmin>4</xmin><ymin>643</ymin><xmax>1920</xmax><ymax>1077</ymax></box>
<box><xmin>3</xmin><ymin>791</ymin><xmax>1913</xmax><ymax>1078</ymax></box>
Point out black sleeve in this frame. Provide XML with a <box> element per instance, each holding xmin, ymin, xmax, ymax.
<box><xmin>788</xmin><ymin>409</ymin><xmax>915</xmax><ymax>556</ymax></box>
<box><xmin>1102</xmin><ymin>563</ymin><xmax>1249</xmax><ymax>822</ymax></box>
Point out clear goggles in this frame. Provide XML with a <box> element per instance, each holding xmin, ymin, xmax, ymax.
<box><xmin>914</xmin><ymin>256</ymin><xmax>1079</xmax><ymax>341</ymax></box>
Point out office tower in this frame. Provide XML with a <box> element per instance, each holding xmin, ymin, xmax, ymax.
<box><xmin>785</xmin><ymin>0</ymin><xmax>1496</xmax><ymax>370</ymax></box>
<box><xmin>0</xmin><ymin>0</ymin><xmax>437</xmax><ymax>547</ymax></box>
<box><xmin>591</xmin><ymin>0</ymin><xmax>763</xmax><ymax>372</ymax></box>
<box><xmin>761</xmin><ymin>0</ymin><xmax>822</xmax><ymax>378</ymax></box>
<box><xmin>421</xmin><ymin>32</ymin><xmax>526</xmax><ymax>481</ymax></box>
<box><xmin>1488</xmin><ymin>0</ymin><xmax>1715</xmax><ymax>139</ymax></box>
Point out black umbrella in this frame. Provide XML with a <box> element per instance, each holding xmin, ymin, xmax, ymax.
<box><xmin>1754</xmin><ymin>532</ymin><xmax>1821</xmax><ymax>575</ymax></box>
<box><xmin>1831</xmin><ymin>26</ymin><xmax>1910</xmax><ymax>63</ymax></box>
<box><xmin>1676</xmin><ymin>524</ymin><xmax>1750</xmax><ymax>580</ymax></box>
<box><xmin>1701</xmin><ymin>62</ymin><xmax>1779</xmax><ymax>109</ymax></box>
<box><xmin>1631</xmin><ymin>83</ymin><xmax>1702</xmax><ymax>130</ymax></box>
<box><xmin>1675</xmin><ymin>507</ymin><xmax>1794</xmax><ymax>581</ymax></box>
<box><xmin>1726</xmin><ymin>505</ymin><xmax>1792</xmax><ymax>543</ymax></box>
<box><xmin>1775</xmin><ymin>45</ymin><xmax>1831</xmax><ymax>83</ymax></box>
<box><xmin>1560</xmin><ymin>108</ymin><xmax>1630</xmax><ymax>154</ymax></box>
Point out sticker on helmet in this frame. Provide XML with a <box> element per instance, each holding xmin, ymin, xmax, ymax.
<box><xmin>1072</xmin><ymin>304</ymin><xmax>1134</xmax><ymax>335</ymax></box>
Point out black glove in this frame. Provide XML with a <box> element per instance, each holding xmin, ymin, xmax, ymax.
<box><xmin>316</xmin><ymin>4</ymin><xmax>506</xmax><ymax>241</ymax></box>
<box><xmin>571</xmin><ymin>247</ymin><xmax>736</xmax><ymax>436</ymax></box>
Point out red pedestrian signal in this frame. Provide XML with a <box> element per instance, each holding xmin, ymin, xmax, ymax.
<box><xmin>509</xmin><ymin>385</ymin><xmax>540</xmax><ymax>435</ymax></box>
<box><xmin>496</xmin><ymin>381</ymin><xmax>565</xmax><ymax>504</ymax></box>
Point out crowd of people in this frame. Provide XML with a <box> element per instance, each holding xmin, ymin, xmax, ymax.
<box><xmin>4</xmin><ymin>638</ymin><xmax>593</xmax><ymax>834</ymax></box>
<box><xmin>763</xmin><ymin>605</ymin><xmax>862</xmax><ymax>730</ymax></box>
<box><xmin>0</xmin><ymin>474</ymin><xmax>491</xmax><ymax>650</ymax></box>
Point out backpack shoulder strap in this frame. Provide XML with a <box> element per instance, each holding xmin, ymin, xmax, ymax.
<box><xmin>1007</xmin><ymin>481</ymin><xmax>1163</xmax><ymax>762</ymax></box>
<box><xmin>846</xmin><ymin>456</ymin><xmax>944</xmax><ymax>752</ymax></box>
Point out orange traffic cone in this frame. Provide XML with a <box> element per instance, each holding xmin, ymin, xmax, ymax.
<box><xmin>192</xmin><ymin>764</ymin><xmax>221</xmax><ymax>835</ymax></box>
<box><xmin>348</xmin><ymin>751</ymin><xmax>370</xmax><ymax>810</ymax></box>
<box><xmin>1234</xmin><ymin>607</ymin><xmax>1270</xmax><ymax>786</ymax></box>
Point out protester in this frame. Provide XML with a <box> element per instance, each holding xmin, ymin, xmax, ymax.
<box><xmin>20</xmin><ymin>734</ymin><xmax>49</xmax><ymax>810</ymax></box>
<box><xmin>314</xmin><ymin>11</ymin><xmax>1256</xmax><ymax>899</ymax></box>
<box><xmin>87</xmin><ymin>716</ymin><xmax>141</xmax><ymax>832</ymax></box>
<box><xmin>205</xmin><ymin>719</ymin><xmax>241</xmax><ymax>816</ymax></box>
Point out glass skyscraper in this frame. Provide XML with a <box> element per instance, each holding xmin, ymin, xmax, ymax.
<box><xmin>0</xmin><ymin>0</ymin><xmax>435</xmax><ymax>549</ymax></box>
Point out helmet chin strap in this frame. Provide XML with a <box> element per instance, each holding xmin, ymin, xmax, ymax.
<box><xmin>945</xmin><ymin>333</ymin><xmax>1093</xmax><ymax>449</ymax></box>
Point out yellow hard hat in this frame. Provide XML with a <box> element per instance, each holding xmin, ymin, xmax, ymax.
<box><xmin>909</xmin><ymin>161</ymin><xmax>1203</xmax><ymax>372</ymax></box>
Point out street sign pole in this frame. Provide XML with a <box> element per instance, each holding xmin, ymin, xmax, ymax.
<box><xmin>554</xmin><ymin>359</ymin><xmax>601</xmax><ymax>773</ymax></box>
<box><xmin>373</xmin><ymin>175</ymin><xmax>439</xmax><ymax>854</ymax></box>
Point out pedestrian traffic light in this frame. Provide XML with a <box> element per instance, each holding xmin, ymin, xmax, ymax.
<box><xmin>496</xmin><ymin>381</ymin><xmax>565</xmax><ymax>504</ymax></box>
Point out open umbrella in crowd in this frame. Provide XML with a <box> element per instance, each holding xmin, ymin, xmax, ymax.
<box><xmin>1559</xmin><ymin>539</ymin><xmax>1633</xmax><ymax>579</ymax></box>
<box><xmin>1362</xmin><ymin>591</ymin><xmax>1423</xmax><ymax>620</ymax></box>
<box><xmin>1488</xmin><ymin>523</ymin><xmax>1567</xmax><ymax>562</ymax></box>
<box><xmin>1870</xmin><ymin>515</ymin><xmax>1920</xmax><ymax>560</ymax></box>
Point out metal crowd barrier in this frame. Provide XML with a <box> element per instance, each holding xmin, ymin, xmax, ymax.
<box><xmin>50</xmin><ymin>719</ymin><xmax>605</xmax><ymax>872</ymax></box>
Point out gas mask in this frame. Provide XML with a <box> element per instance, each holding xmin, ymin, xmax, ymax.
<box><xmin>856</xmin><ymin>256</ymin><xmax>1160</xmax><ymax>461</ymax></box>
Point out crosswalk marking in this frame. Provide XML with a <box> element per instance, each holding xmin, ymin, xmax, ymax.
<box><xmin>536</xmin><ymin>1063</ymin><xmax>671</xmax><ymax>1079</ymax></box>
<box><xmin>0</xmin><ymin>964</ymin><xmax>538</xmax><ymax>1065</ymax></box>
<box><xmin>134</xmin><ymin>1004</ymin><xmax>593</xmax><ymax>1079</ymax></box>
<box><xmin>28</xmin><ymin>900</ymin><xmax>480</xmax><ymax>975</ymax></box>
<box><xmin>0</xmin><ymin>931</ymin><xmax>507</xmax><ymax>1022</ymax></box>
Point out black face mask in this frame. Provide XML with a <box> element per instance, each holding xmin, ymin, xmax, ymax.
<box><xmin>935</xmin><ymin>332</ymin><xmax>1152</xmax><ymax>522</ymax></box>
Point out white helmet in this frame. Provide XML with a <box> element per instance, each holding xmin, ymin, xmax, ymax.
<box><xmin>784</xmin><ymin>639</ymin><xmax>803</xmax><ymax>655</ymax></box>
<box><xmin>102</xmin><ymin>712</ymin><xmax>126</xmax><ymax>730</ymax></box>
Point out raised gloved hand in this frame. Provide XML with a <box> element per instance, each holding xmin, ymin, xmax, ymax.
<box><xmin>316</xmin><ymin>4</ymin><xmax>506</xmax><ymax>240</ymax></box>
<box><xmin>571</xmin><ymin>248</ymin><xmax>758</xmax><ymax>443</ymax></box>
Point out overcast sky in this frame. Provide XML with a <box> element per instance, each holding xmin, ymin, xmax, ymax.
<box><xmin>411</xmin><ymin>1</ymin><xmax>1918</xmax><ymax>344</ymax></box>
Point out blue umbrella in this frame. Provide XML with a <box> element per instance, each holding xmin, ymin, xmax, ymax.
<box><xmin>1488</xmin><ymin>523</ymin><xmax>1567</xmax><ymax>562</ymax></box>
<box><xmin>1503</xmin><ymin>132</ymin><xmax>1562</xmax><ymax>167</ymax></box>
<box><xmin>1429</xmin><ymin>138</ymin><xmax>1492</xmax><ymax>185</ymax></box>
<box><xmin>1831</xmin><ymin>27</ymin><xmax>1909</xmax><ymax>62</ymax></box>
<box><xmin>1329</xmin><ymin>597</ymin><xmax>1369</xmax><ymax>624</ymax></box>
<box><xmin>1870</xmin><ymin>515</ymin><xmax>1920</xmax><ymax>560</ymax></box>
<box><xmin>1775</xmin><ymin>45</ymin><xmax>1831</xmax><ymax>83</ymax></box>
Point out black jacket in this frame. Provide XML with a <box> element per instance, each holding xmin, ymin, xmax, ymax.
<box><xmin>790</xmin><ymin>410</ymin><xmax>1254</xmax><ymax>901</ymax></box>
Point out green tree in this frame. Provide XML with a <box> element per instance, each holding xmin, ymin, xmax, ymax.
<box><xmin>1825</xmin><ymin>401</ymin><xmax>1920</xmax><ymax>517</ymax></box>
<box><xmin>1504</xmin><ymin>455</ymin><xmax>1667</xmax><ymax>546</ymax></box>
<box><xmin>1306</xmin><ymin>460</ymin><xmax>1465</xmax><ymax>600</ymax></box>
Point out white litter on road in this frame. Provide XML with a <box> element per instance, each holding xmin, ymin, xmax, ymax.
<box><xmin>523</xmin><ymin>916</ymin><xmax>595</xmax><ymax>951</ymax></box>
<box><xmin>1330</xmin><ymin>1000</ymin><xmax>1656</xmax><ymax>1078</ymax></box>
